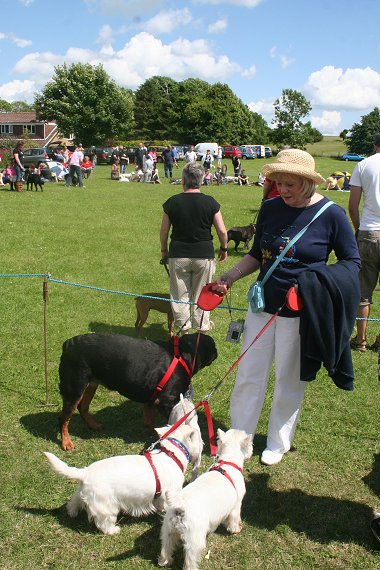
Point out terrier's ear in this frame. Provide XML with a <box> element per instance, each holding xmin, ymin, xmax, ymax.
<box><xmin>217</xmin><ymin>428</ymin><xmax>226</xmax><ymax>445</ymax></box>
<box><xmin>154</xmin><ymin>426</ymin><xmax>166</xmax><ymax>438</ymax></box>
<box><xmin>241</xmin><ymin>432</ymin><xmax>253</xmax><ymax>460</ymax></box>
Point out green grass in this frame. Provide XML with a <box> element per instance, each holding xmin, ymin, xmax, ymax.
<box><xmin>1</xmin><ymin>158</ymin><xmax>379</xmax><ymax>569</ymax></box>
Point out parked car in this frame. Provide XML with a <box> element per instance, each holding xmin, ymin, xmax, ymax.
<box><xmin>222</xmin><ymin>145</ymin><xmax>242</xmax><ymax>159</ymax></box>
<box><xmin>265</xmin><ymin>146</ymin><xmax>272</xmax><ymax>158</ymax></box>
<box><xmin>84</xmin><ymin>147</ymin><xmax>114</xmax><ymax>164</ymax></box>
<box><xmin>22</xmin><ymin>147</ymin><xmax>50</xmax><ymax>167</ymax></box>
<box><xmin>239</xmin><ymin>145</ymin><xmax>256</xmax><ymax>159</ymax></box>
<box><xmin>341</xmin><ymin>152</ymin><xmax>365</xmax><ymax>161</ymax></box>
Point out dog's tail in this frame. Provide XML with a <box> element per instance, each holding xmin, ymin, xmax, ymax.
<box><xmin>165</xmin><ymin>491</ymin><xmax>188</xmax><ymax>532</ymax></box>
<box><xmin>44</xmin><ymin>452</ymin><xmax>86</xmax><ymax>481</ymax></box>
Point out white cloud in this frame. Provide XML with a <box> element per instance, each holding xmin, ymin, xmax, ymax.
<box><xmin>208</xmin><ymin>18</ymin><xmax>228</xmax><ymax>33</ymax></box>
<box><xmin>311</xmin><ymin>111</ymin><xmax>342</xmax><ymax>135</ymax></box>
<box><xmin>241</xmin><ymin>65</ymin><xmax>256</xmax><ymax>79</ymax></box>
<box><xmin>19</xmin><ymin>0</ymin><xmax>34</xmax><ymax>5</ymax></box>
<box><xmin>144</xmin><ymin>8</ymin><xmax>193</xmax><ymax>34</ymax></box>
<box><xmin>0</xmin><ymin>79</ymin><xmax>35</xmax><ymax>101</ymax></box>
<box><xmin>280</xmin><ymin>55</ymin><xmax>295</xmax><ymax>69</ymax></box>
<box><xmin>0</xmin><ymin>32</ymin><xmax>32</xmax><ymax>48</ymax></box>
<box><xmin>304</xmin><ymin>65</ymin><xmax>380</xmax><ymax>111</ymax></box>
<box><xmin>247</xmin><ymin>98</ymin><xmax>275</xmax><ymax>125</ymax></box>
<box><xmin>6</xmin><ymin>30</ymin><xmax>247</xmax><ymax>100</ymax></box>
<box><xmin>194</xmin><ymin>0</ymin><xmax>262</xmax><ymax>7</ymax></box>
<box><xmin>269</xmin><ymin>46</ymin><xmax>276</xmax><ymax>58</ymax></box>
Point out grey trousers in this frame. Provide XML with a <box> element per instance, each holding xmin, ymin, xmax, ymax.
<box><xmin>169</xmin><ymin>257</ymin><xmax>216</xmax><ymax>331</ymax></box>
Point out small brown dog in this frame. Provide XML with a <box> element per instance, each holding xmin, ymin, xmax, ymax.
<box><xmin>227</xmin><ymin>223</ymin><xmax>256</xmax><ymax>252</ymax></box>
<box><xmin>135</xmin><ymin>293</ymin><xmax>174</xmax><ymax>336</ymax></box>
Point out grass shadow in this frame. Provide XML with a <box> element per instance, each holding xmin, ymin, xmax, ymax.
<box><xmin>362</xmin><ymin>453</ymin><xmax>380</xmax><ymax>497</ymax></box>
<box><xmin>243</xmin><ymin>471</ymin><xmax>378</xmax><ymax>550</ymax></box>
<box><xmin>19</xmin><ymin>399</ymin><xmax>163</xmax><ymax>447</ymax></box>
<box><xmin>88</xmin><ymin>321</ymin><xmax>171</xmax><ymax>341</ymax></box>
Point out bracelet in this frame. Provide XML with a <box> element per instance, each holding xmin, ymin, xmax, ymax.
<box><xmin>234</xmin><ymin>267</ymin><xmax>243</xmax><ymax>276</ymax></box>
<box><xmin>220</xmin><ymin>247</ymin><xmax>228</xmax><ymax>252</ymax></box>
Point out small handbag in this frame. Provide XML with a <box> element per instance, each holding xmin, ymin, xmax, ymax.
<box><xmin>248</xmin><ymin>201</ymin><xmax>333</xmax><ymax>313</ymax></box>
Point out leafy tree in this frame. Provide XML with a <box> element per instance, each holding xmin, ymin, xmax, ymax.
<box><xmin>309</xmin><ymin>127</ymin><xmax>323</xmax><ymax>143</ymax></box>
<box><xmin>0</xmin><ymin>99</ymin><xmax>12</xmax><ymax>112</ymax></box>
<box><xmin>34</xmin><ymin>63</ymin><xmax>134</xmax><ymax>146</ymax></box>
<box><xmin>346</xmin><ymin>107</ymin><xmax>380</xmax><ymax>155</ymax></box>
<box><xmin>339</xmin><ymin>129</ymin><xmax>348</xmax><ymax>140</ymax></box>
<box><xmin>134</xmin><ymin>76</ymin><xmax>179</xmax><ymax>141</ymax></box>
<box><xmin>11</xmin><ymin>101</ymin><xmax>35</xmax><ymax>112</ymax></box>
<box><xmin>271</xmin><ymin>89</ymin><xmax>312</xmax><ymax>149</ymax></box>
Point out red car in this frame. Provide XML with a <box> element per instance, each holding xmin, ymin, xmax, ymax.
<box><xmin>222</xmin><ymin>145</ymin><xmax>242</xmax><ymax>159</ymax></box>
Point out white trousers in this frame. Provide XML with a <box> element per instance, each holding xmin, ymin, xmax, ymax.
<box><xmin>230</xmin><ymin>310</ymin><xmax>306</xmax><ymax>454</ymax></box>
<box><xmin>169</xmin><ymin>257</ymin><xmax>216</xmax><ymax>331</ymax></box>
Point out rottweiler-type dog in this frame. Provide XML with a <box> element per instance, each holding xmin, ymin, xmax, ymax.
<box><xmin>58</xmin><ymin>332</ymin><xmax>217</xmax><ymax>450</ymax></box>
<box><xmin>227</xmin><ymin>223</ymin><xmax>256</xmax><ymax>252</ymax></box>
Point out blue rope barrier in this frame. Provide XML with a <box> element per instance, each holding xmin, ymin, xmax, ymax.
<box><xmin>0</xmin><ymin>272</ymin><xmax>379</xmax><ymax>320</ymax></box>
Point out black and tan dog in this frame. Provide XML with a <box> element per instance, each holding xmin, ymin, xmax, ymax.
<box><xmin>227</xmin><ymin>223</ymin><xmax>256</xmax><ymax>252</ymax></box>
<box><xmin>58</xmin><ymin>332</ymin><xmax>217</xmax><ymax>450</ymax></box>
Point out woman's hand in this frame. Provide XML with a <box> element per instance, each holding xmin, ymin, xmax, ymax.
<box><xmin>213</xmin><ymin>272</ymin><xmax>233</xmax><ymax>294</ymax></box>
<box><xmin>218</xmin><ymin>249</ymin><xmax>227</xmax><ymax>262</ymax></box>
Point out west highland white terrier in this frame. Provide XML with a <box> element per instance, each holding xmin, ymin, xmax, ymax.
<box><xmin>168</xmin><ymin>393</ymin><xmax>204</xmax><ymax>481</ymax></box>
<box><xmin>158</xmin><ymin>428</ymin><xmax>253</xmax><ymax>570</ymax></box>
<box><xmin>44</xmin><ymin>423</ymin><xmax>198</xmax><ymax>535</ymax></box>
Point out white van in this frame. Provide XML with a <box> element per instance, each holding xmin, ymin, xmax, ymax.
<box><xmin>194</xmin><ymin>142</ymin><xmax>219</xmax><ymax>160</ymax></box>
<box><xmin>251</xmin><ymin>145</ymin><xmax>265</xmax><ymax>158</ymax></box>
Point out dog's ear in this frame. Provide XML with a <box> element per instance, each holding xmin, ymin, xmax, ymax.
<box><xmin>240</xmin><ymin>432</ymin><xmax>253</xmax><ymax>460</ymax></box>
<box><xmin>216</xmin><ymin>428</ymin><xmax>226</xmax><ymax>446</ymax></box>
<box><xmin>154</xmin><ymin>426</ymin><xmax>167</xmax><ymax>438</ymax></box>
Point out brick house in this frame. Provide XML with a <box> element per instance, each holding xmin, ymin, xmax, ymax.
<box><xmin>0</xmin><ymin>112</ymin><xmax>59</xmax><ymax>146</ymax></box>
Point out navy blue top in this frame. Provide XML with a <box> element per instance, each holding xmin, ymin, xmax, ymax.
<box><xmin>248</xmin><ymin>196</ymin><xmax>361</xmax><ymax>317</ymax></box>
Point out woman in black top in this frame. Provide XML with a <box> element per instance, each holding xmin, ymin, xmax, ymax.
<box><xmin>13</xmin><ymin>140</ymin><xmax>25</xmax><ymax>192</ymax></box>
<box><xmin>160</xmin><ymin>162</ymin><xmax>228</xmax><ymax>334</ymax></box>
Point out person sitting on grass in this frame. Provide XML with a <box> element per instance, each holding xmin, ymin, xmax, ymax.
<box><xmin>81</xmin><ymin>155</ymin><xmax>94</xmax><ymax>179</ymax></box>
<box><xmin>237</xmin><ymin>169</ymin><xmax>249</xmax><ymax>186</ymax></box>
<box><xmin>203</xmin><ymin>169</ymin><xmax>213</xmax><ymax>186</ymax></box>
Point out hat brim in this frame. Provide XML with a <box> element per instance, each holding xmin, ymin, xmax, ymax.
<box><xmin>262</xmin><ymin>163</ymin><xmax>325</xmax><ymax>185</ymax></box>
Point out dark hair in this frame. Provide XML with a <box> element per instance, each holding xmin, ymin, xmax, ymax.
<box><xmin>374</xmin><ymin>133</ymin><xmax>380</xmax><ymax>146</ymax></box>
<box><xmin>182</xmin><ymin>162</ymin><xmax>204</xmax><ymax>189</ymax></box>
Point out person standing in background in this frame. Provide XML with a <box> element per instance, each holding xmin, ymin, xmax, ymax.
<box><xmin>349</xmin><ymin>133</ymin><xmax>380</xmax><ymax>352</ymax></box>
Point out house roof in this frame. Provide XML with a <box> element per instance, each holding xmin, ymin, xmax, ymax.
<box><xmin>0</xmin><ymin>112</ymin><xmax>55</xmax><ymax>124</ymax></box>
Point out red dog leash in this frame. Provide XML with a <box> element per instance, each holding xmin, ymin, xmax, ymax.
<box><xmin>142</xmin><ymin>437</ymin><xmax>190</xmax><ymax>498</ymax></box>
<box><xmin>149</xmin><ymin>336</ymin><xmax>192</xmax><ymax>403</ymax></box>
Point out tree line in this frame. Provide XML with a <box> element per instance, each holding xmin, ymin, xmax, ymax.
<box><xmin>2</xmin><ymin>62</ymin><xmax>380</xmax><ymax>154</ymax></box>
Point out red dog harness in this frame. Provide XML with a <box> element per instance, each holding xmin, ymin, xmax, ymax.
<box><xmin>209</xmin><ymin>460</ymin><xmax>243</xmax><ymax>490</ymax></box>
<box><xmin>142</xmin><ymin>437</ymin><xmax>190</xmax><ymax>499</ymax></box>
<box><xmin>149</xmin><ymin>336</ymin><xmax>192</xmax><ymax>403</ymax></box>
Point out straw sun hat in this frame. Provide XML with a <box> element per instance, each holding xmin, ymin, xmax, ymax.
<box><xmin>262</xmin><ymin>148</ymin><xmax>325</xmax><ymax>185</ymax></box>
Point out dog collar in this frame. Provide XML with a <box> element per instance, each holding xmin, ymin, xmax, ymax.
<box><xmin>166</xmin><ymin>437</ymin><xmax>191</xmax><ymax>462</ymax></box>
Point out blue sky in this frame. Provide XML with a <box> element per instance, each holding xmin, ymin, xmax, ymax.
<box><xmin>1</xmin><ymin>0</ymin><xmax>379</xmax><ymax>135</ymax></box>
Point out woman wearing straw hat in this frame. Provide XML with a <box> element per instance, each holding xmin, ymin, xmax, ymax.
<box><xmin>214</xmin><ymin>149</ymin><xmax>361</xmax><ymax>465</ymax></box>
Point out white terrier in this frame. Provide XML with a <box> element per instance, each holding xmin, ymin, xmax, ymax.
<box><xmin>44</xmin><ymin>424</ymin><xmax>198</xmax><ymax>535</ymax></box>
<box><xmin>168</xmin><ymin>393</ymin><xmax>204</xmax><ymax>482</ymax></box>
<box><xmin>158</xmin><ymin>428</ymin><xmax>253</xmax><ymax>570</ymax></box>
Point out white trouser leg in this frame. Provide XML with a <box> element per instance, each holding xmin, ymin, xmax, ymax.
<box><xmin>230</xmin><ymin>311</ymin><xmax>275</xmax><ymax>435</ymax></box>
<box><xmin>230</xmin><ymin>311</ymin><xmax>305</xmax><ymax>454</ymax></box>
<box><xmin>267</xmin><ymin>315</ymin><xmax>305</xmax><ymax>454</ymax></box>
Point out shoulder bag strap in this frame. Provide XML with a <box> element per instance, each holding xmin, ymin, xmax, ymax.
<box><xmin>261</xmin><ymin>200</ymin><xmax>334</xmax><ymax>286</ymax></box>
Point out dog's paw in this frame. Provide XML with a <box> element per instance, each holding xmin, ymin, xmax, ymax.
<box><xmin>226</xmin><ymin>521</ymin><xmax>242</xmax><ymax>534</ymax></box>
<box><xmin>61</xmin><ymin>438</ymin><xmax>75</xmax><ymax>451</ymax></box>
<box><xmin>158</xmin><ymin>555</ymin><xmax>172</xmax><ymax>567</ymax></box>
<box><xmin>103</xmin><ymin>525</ymin><xmax>121</xmax><ymax>536</ymax></box>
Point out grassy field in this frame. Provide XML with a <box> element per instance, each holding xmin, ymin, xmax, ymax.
<box><xmin>1</xmin><ymin>156</ymin><xmax>379</xmax><ymax>570</ymax></box>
